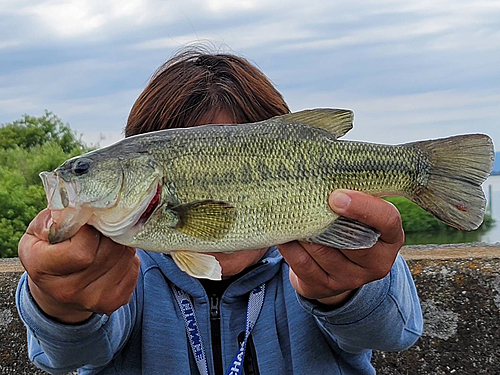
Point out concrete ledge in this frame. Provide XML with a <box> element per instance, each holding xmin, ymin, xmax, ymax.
<box><xmin>374</xmin><ymin>243</ymin><xmax>500</xmax><ymax>374</ymax></box>
<box><xmin>2</xmin><ymin>244</ymin><xmax>500</xmax><ymax>374</ymax></box>
<box><xmin>401</xmin><ymin>242</ymin><xmax>500</xmax><ymax>260</ymax></box>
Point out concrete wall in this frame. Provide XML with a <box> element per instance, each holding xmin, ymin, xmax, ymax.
<box><xmin>373</xmin><ymin>244</ymin><xmax>500</xmax><ymax>374</ymax></box>
<box><xmin>1</xmin><ymin>244</ymin><xmax>499</xmax><ymax>374</ymax></box>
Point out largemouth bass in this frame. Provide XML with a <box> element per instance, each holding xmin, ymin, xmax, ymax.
<box><xmin>40</xmin><ymin>109</ymin><xmax>494</xmax><ymax>279</ymax></box>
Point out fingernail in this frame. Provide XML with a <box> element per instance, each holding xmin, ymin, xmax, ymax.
<box><xmin>331</xmin><ymin>191</ymin><xmax>351</xmax><ymax>210</ymax></box>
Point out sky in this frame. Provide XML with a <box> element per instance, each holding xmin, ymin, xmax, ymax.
<box><xmin>1</xmin><ymin>0</ymin><xmax>499</xmax><ymax>150</ymax></box>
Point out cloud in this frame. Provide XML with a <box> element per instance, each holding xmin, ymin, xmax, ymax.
<box><xmin>134</xmin><ymin>20</ymin><xmax>315</xmax><ymax>50</ymax></box>
<box><xmin>283</xmin><ymin>87</ymin><xmax>500</xmax><ymax>146</ymax></box>
<box><xmin>205</xmin><ymin>0</ymin><xmax>257</xmax><ymax>13</ymax></box>
<box><xmin>28</xmin><ymin>2</ymin><xmax>108</xmax><ymax>38</ymax></box>
<box><xmin>278</xmin><ymin>19</ymin><xmax>451</xmax><ymax>52</ymax></box>
<box><xmin>0</xmin><ymin>0</ymin><xmax>499</xmax><ymax>152</ymax></box>
<box><xmin>0</xmin><ymin>40</ymin><xmax>21</xmax><ymax>49</ymax></box>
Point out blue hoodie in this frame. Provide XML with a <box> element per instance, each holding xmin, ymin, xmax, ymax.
<box><xmin>16</xmin><ymin>248</ymin><xmax>422</xmax><ymax>374</ymax></box>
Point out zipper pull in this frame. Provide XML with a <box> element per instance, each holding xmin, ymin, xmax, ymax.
<box><xmin>210</xmin><ymin>294</ymin><xmax>220</xmax><ymax>320</ymax></box>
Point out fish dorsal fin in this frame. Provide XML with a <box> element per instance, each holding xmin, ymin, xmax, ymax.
<box><xmin>171</xmin><ymin>251</ymin><xmax>222</xmax><ymax>280</ymax></box>
<box><xmin>166</xmin><ymin>200</ymin><xmax>236</xmax><ymax>240</ymax></box>
<box><xmin>275</xmin><ymin>108</ymin><xmax>354</xmax><ymax>139</ymax></box>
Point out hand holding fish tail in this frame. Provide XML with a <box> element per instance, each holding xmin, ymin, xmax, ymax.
<box><xmin>18</xmin><ymin>209</ymin><xmax>141</xmax><ymax>323</ymax></box>
<box><xmin>278</xmin><ymin>190</ymin><xmax>404</xmax><ymax>307</ymax></box>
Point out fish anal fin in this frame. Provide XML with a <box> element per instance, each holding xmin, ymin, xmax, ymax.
<box><xmin>305</xmin><ymin>216</ymin><xmax>380</xmax><ymax>249</ymax></box>
<box><xmin>276</xmin><ymin>109</ymin><xmax>354</xmax><ymax>139</ymax></box>
<box><xmin>171</xmin><ymin>251</ymin><xmax>222</xmax><ymax>280</ymax></box>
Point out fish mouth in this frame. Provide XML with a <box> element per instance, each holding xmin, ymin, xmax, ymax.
<box><xmin>39</xmin><ymin>171</ymin><xmax>90</xmax><ymax>244</ymax></box>
<box><xmin>40</xmin><ymin>169</ymin><xmax>162</xmax><ymax>243</ymax></box>
<box><xmin>40</xmin><ymin>171</ymin><xmax>77</xmax><ymax>209</ymax></box>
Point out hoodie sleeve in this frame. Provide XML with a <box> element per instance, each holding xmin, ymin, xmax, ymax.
<box><xmin>297</xmin><ymin>254</ymin><xmax>423</xmax><ymax>353</ymax></box>
<box><xmin>15</xmin><ymin>272</ymin><xmax>143</xmax><ymax>375</ymax></box>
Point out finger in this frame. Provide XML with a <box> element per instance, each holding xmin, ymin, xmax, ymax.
<box><xmin>81</xmin><ymin>249</ymin><xmax>139</xmax><ymax>314</ymax></box>
<box><xmin>296</xmin><ymin>240</ymin><xmax>361</xmax><ymax>274</ymax></box>
<box><xmin>295</xmin><ymin>241</ymin><xmax>370</xmax><ymax>288</ymax></box>
<box><xmin>113</xmin><ymin>253</ymin><xmax>141</xmax><ymax>304</ymax></box>
<box><xmin>329</xmin><ymin>190</ymin><xmax>404</xmax><ymax>245</ymax></box>
<box><xmin>18</xmin><ymin>230</ymin><xmax>41</xmax><ymax>273</ymax></box>
<box><xmin>278</xmin><ymin>241</ymin><xmax>362</xmax><ymax>296</ymax></box>
<box><xmin>278</xmin><ymin>241</ymin><xmax>326</xmax><ymax>280</ymax></box>
<box><xmin>80</xmin><ymin>237</ymin><xmax>135</xmax><ymax>286</ymax></box>
<box><xmin>41</xmin><ymin>248</ymin><xmax>138</xmax><ymax>312</ymax></box>
<box><xmin>340</xmin><ymin>243</ymin><xmax>397</xmax><ymax>279</ymax></box>
<box><xmin>33</xmin><ymin>225</ymin><xmax>101</xmax><ymax>276</ymax></box>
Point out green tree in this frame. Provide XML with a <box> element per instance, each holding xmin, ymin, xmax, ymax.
<box><xmin>385</xmin><ymin>196</ymin><xmax>493</xmax><ymax>235</ymax></box>
<box><xmin>0</xmin><ymin>112</ymin><xmax>90</xmax><ymax>257</ymax></box>
<box><xmin>0</xmin><ymin>111</ymin><xmax>86</xmax><ymax>153</ymax></box>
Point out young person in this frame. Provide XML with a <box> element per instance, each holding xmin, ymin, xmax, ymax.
<box><xmin>17</xmin><ymin>49</ymin><xmax>422</xmax><ymax>375</ymax></box>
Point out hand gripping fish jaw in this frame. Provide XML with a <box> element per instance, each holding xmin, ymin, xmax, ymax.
<box><xmin>40</xmin><ymin>152</ymin><xmax>163</xmax><ymax>245</ymax></box>
<box><xmin>40</xmin><ymin>171</ymin><xmax>95</xmax><ymax>244</ymax></box>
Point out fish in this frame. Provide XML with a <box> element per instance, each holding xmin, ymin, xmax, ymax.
<box><xmin>39</xmin><ymin>109</ymin><xmax>495</xmax><ymax>280</ymax></box>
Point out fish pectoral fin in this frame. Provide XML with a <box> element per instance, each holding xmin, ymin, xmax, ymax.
<box><xmin>170</xmin><ymin>200</ymin><xmax>236</xmax><ymax>240</ymax></box>
<box><xmin>171</xmin><ymin>251</ymin><xmax>222</xmax><ymax>280</ymax></box>
<box><xmin>276</xmin><ymin>109</ymin><xmax>353</xmax><ymax>139</ymax></box>
<box><xmin>305</xmin><ymin>216</ymin><xmax>380</xmax><ymax>249</ymax></box>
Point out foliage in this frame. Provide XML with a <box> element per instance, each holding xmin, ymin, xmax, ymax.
<box><xmin>0</xmin><ymin>112</ymin><xmax>494</xmax><ymax>256</ymax></box>
<box><xmin>0</xmin><ymin>111</ymin><xmax>87</xmax><ymax>153</ymax></box>
<box><xmin>0</xmin><ymin>112</ymin><xmax>90</xmax><ymax>257</ymax></box>
<box><xmin>385</xmin><ymin>196</ymin><xmax>494</xmax><ymax>235</ymax></box>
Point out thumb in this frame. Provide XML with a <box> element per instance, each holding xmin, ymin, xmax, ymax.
<box><xmin>26</xmin><ymin>209</ymin><xmax>52</xmax><ymax>241</ymax></box>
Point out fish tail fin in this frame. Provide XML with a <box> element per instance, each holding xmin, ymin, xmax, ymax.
<box><xmin>407</xmin><ymin>134</ymin><xmax>494</xmax><ymax>231</ymax></box>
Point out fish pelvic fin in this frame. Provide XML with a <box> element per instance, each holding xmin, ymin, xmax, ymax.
<box><xmin>276</xmin><ymin>108</ymin><xmax>353</xmax><ymax>139</ymax></box>
<box><xmin>304</xmin><ymin>216</ymin><xmax>380</xmax><ymax>249</ymax></box>
<box><xmin>171</xmin><ymin>251</ymin><xmax>222</xmax><ymax>280</ymax></box>
<box><xmin>169</xmin><ymin>200</ymin><xmax>236</xmax><ymax>240</ymax></box>
<box><xmin>408</xmin><ymin>134</ymin><xmax>494</xmax><ymax>231</ymax></box>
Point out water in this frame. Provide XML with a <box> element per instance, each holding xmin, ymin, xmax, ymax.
<box><xmin>478</xmin><ymin>174</ymin><xmax>500</xmax><ymax>243</ymax></box>
<box><xmin>404</xmin><ymin>174</ymin><xmax>500</xmax><ymax>245</ymax></box>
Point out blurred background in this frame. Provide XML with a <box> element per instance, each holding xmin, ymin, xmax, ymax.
<box><xmin>1</xmin><ymin>0</ymin><xmax>500</xmax><ymax>257</ymax></box>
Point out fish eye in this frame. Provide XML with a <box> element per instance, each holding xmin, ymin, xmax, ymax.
<box><xmin>73</xmin><ymin>159</ymin><xmax>91</xmax><ymax>176</ymax></box>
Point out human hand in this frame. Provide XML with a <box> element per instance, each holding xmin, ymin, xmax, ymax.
<box><xmin>278</xmin><ymin>190</ymin><xmax>404</xmax><ymax>307</ymax></box>
<box><xmin>18</xmin><ymin>209</ymin><xmax>140</xmax><ymax>323</ymax></box>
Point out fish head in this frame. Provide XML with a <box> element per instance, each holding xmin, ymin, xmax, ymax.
<box><xmin>41</xmin><ymin>154</ymin><xmax>124</xmax><ymax>210</ymax></box>
<box><xmin>40</xmin><ymin>153</ymin><xmax>124</xmax><ymax>243</ymax></box>
<box><xmin>40</xmin><ymin>150</ymin><xmax>163</xmax><ymax>244</ymax></box>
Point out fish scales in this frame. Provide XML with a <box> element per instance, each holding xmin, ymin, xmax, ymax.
<box><xmin>130</xmin><ymin>121</ymin><xmax>429</xmax><ymax>252</ymax></box>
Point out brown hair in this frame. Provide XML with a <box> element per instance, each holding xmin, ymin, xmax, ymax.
<box><xmin>125</xmin><ymin>48</ymin><xmax>290</xmax><ymax>136</ymax></box>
